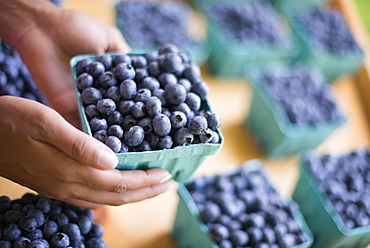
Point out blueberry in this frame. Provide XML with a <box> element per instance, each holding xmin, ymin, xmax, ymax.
<box><xmin>134</xmin><ymin>88</ymin><xmax>151</xmax><ymax>103</ymax></box>
<box><xmin>178</xmin><ymin>78</ymin><xmax>192</xmax><ymax>93</ymax></box>
<box><xmin>134</xmin><ymin>68</ymin><xmax>149</xmax><ymax>83</ymax></box>
<box><xmin>89</xmin><ymin>117</ymin><xmax>108</xmax><ymax>133</ymax></box>
<box><xmin>148</xmin><ymin>61</ymin><xmax>161</xmax><ymax>77</ymax></box>
<box><xmin>0</xmin><ymin>196</ymin><xmax>11</xmax><ymax>214</ymax></box>
<box><xmin>26</xmin><ymin>209</ymin><xmax>45</xmax><ymax>228</ymax></box>
<box><xmin>27</xmin><ymin>239</ymin><xmax>49</xmax><ymax>248</ymax></box>
<box><xmin>158</xmin><ymin>73</ymin><xmax>177</xmax><ymax>88</ymax></box>
<box><xmin>62</xmin><ymin>223</ymin><xmax>82</xmax><ymax>241</ymax></box>
<box><xmin>229</xmin><ymin>230</ymin><xmax>249</xmax><ymax>246</ymax></box>
<box><xmin>218</xmin><ymin>239</ymin><xmax>233</xmax><ymax>248</ymax></box>
<box><xmin>146</xmin><ymin>96</ymin><xmax>162</xmax><ymax>117</ymax></box>
<box><xmin>139</xmin><ymin>76</ymin><xmax>160</xmax><ymax>92</ymax></box>
<box><xmin>157</xmin><ymin>135</ymin><xmax>173</xmax><ymax>150</ymax></box>
<box><xmin>112</xmin><ymin>54</ymin><xmax>131</xmax><ymax>67</ymax></box>
<box><xmin>206</xmin><ymin>113</ymin><xmax>221</xmax><ymax>131</ymax></box>
<box><xmin>160</xmin><ymin>53</ymin><xmax>183</xmax><ymax>73</ymax></box>
<box><xmin>174</xmin><ymin>127</ymin><xmax>194</xmax><ymax>145</ymax></box>
<box><xmin>152</xmin><ymin>114</ymin><xmax>171</xmax><ymax>136</ymax></box>
<box><xmin>183</xmin><ymin>64</ymin><xmax>201</xmax><ymax>83</ymax></box>
<box><xmin>85</xmin><ymin>237</ymin><xmax>107</xmax><ymax>248</ymax></box>
<box><xmin>20</xmin><ymin>193</ymin><xmax>36</xmax><ymax>205</ymax></box>
<box><xmin>81</xmin><ymin>87</ymin><xmax>102</xmax><ymax>105</ymax></box>
<box><xmin>51</xmin><ymin>232</ymin><xmax>70</xmax><ymax>248</ymax></box>
<box><xmin>86</xmin><ymin>62</ymin><xmax>105</xmax><ymax>78</ymax></box>
<box><xmin>3</xmin><ymin>223</ymin><xmax>22</xmax><ymax>241</ymax></box>
<box><xmin>119</xmin><ymin>79</ymin><xmax>137</xmax><ymax>100</ymax></box>
<box><xmin>137</xmin><ymin>118</ymin><xmax>153</xmax><ymax>134</ymax></box>
<box><xmin>209</xmin><ymin>223</ymin><xmax>229</xmax><ymax>242</ymax></box>
<box><xmin>199</xmin><ymin>202</ymin><xmax>221</xmax><ymax>222</ymax></box>
<box><xmin>75</xmin><ymin>58</ymin><xmax>93</xmax><ymax>74</ymax></box>
<box><xmin>145</xmin><ymin>132</ymin><xmax>160</xmax><ymax>149</ymax></box>
<box><xmin>77</xmin><ymin>73</ymin><xmax>94</xmax><ymax>91</ymax></box>
<box><xmin>159</xmin><ymin>44</ymin><xmax>179</xmax><ymax>54</ymax></box>
<box><xmin>117</xmin><ymin>100</ymin><xmax>135</xmax><ymax>115</ymax></box>
<box><xmin>124</xmin><ymin>125</ymin><xmax>145</xmax><ymax>147</ymax></box>
<box><xmin>171</xmin><ymin>103</ymin><xmax>191</xmax><ymax>118</ymax></box>
<box><xmin>152</xmin><ymin>88</ymin><xmax>168</xmax><ymax>106</ymax></box>
<box><xmin>77</xmin><ymin>215</ymin><xmax>93</xmax><ymax>235</ymax></box>
<box><xmin>108</xmin><ymin>125</ymin><xmax>124</xmax><ymax>139</ymax></box>
<box><xmin>278</xmin><ymin>233</ymin><xmax>297</xmax><ymax>248</ymax></box>
<box><xmin>131</xmin><ymin>101</ymin><xmax>147</xmax><ymax>119</ymax></box>
<box><xmin>170</xmin><ymin>111</ymin><xmax>187</xmax><ymax>129</ymax></box>
<box><xmin>43</xmin><ymin>220</ymin><xmax>59</xmax><ymax>239</ymax></box>
<box><xmin>188</xmin><ymin>116</ymin><xmax>207</xmax><ymax>135</ymax></box>
<box><xmin>87</xmin><ymin>224</ymin><xmax>105</xmax><ymax>239</ymax></box>
<box><xmin>114</xmin><ymin>63</ymin><xmax>135</xmax><ymax>81</ymax></box>
<box><xmin>85</xmin><ymin>104</ymin><xmax>99</xmax><ymax>120</ymax></box>
<box><xmin>107</xmin><ymin>110</ymin><xmax>123</xmax><ymax>125</ymax></box>
<box><xmin>98</xmin><ymin>71</ymin><xmax>117</xmax><ymax>88</ymax></box>
<box><xmin>146</xmin><ymin>50</ymin><xmax>159</xmax><ymax>63</ymax></box>
<box><xmin>13</xmin><ymin>237</ymin><xmax>31</xmax><ymax>248</ymax></box>
<box><xmin>19</xmin><ymin>216</ymin><xmax>37</xmax><ymax>232</ymax></box>
<box><xmin>165</xmin><ymin>83</ymin><xmax>186</xmax><ymax>105</ymax></box>
<box><xmin>93</xmin><ymin>130</ymin><xmax>108</xmax><ymax>142</ymax></box>
<box><xmin>121</xmin><ymin>114</ymin><xmax>138</xmax><ymax>131</ymax></box>
<box><xmin>24</xmin><ymin>228</ymin><xmax>44</xmax><ymax>240</ymax></box>
<box><xmin>191</xmin><ymin>81</ymin><xmax>209</xmax><ymax>100</ymax></box>
<box><xmin>135</xmin><ymin>140</ymin><xmax>152</xmax><ymax>152</ymax></box>
<box><xmin>96</xmin><ymin>54</ymin><xmax>112</xmax><ymax>71</ymax></box>
<box><xmin>52</xmin><ymin>212</ymin><xmax>69</xmax><ymax>229</ymax></box>
<box><xmin>105</xmin><ymin>136</ymin><xmax>122</xmax><ymax>153</ymax></box>
<box><xmin>247</xmin><ymin>226</ymin><xmax>263</xmax><ymax>244</ymax></box>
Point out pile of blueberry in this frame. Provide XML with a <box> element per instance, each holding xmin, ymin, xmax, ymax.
<box><xmin>74</xmin><ymin>44</ymin><xmax>221</xmax><ymax>153</ymax></box>
<box><xmin>259</xmin><ymin>64</ymin><xmax>344</xmax><ymax>124</ymax></box>
<box><xmin>185</xmin><ymin>164</ymin><xmax>310</xmax><ymax>248</ymax></box>
<box><xmin>304</xmin><ymin>150</ymin><xmax>370</xmax><ymax>229</ymax></box>
<box><xmin>207</xmin><ymin>1</ymin><xmax>286</xmax><ymax>45</ymax></box>
<box><xmin>295</xmin><ymin>7</ymin><xmax>362</xmax><ymax>54</ymax></box>
<box><xmin>0</xmin><ymin>192</ymin><xmax>106</xmax><ymax>248</ymax></box>
<box><xmin>116</xmin><ymin>1</ymin><xmax>193</xmax><ymax>49</ymax></box>
<box><xmin>0</xmin><ymin>40</ymin><xmax>48</xmax><ymax>105</ymax></box>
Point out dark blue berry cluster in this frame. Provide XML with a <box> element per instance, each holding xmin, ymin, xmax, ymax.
<box><xmin>304</xmin><ymin>150</ymin><xmax>370</xmax><ymax>229</ymax></box>
<box><xmin>0</xmin><ymin>40</ymin><xmax>48</xmax><ymax>105</ymax></box>
<box><xmin>0</xmin><ymin>193</ymin><xmax>106</xmax><ymax>248</ymax></box>
<box><xmin>295</xmin><ymin>7</ymin><xmax>362</xmax><ymax>54</ymax></box>
<box><xmin>116</xmin><ymin>1</ymin><xmax>193</xmax><ymax>49</ymax></box>
<box><xmin>260</xmin><ymin>64</ymin><xmax>344</xmax><ymax>124</ymax></box>
<box><xmin>185</xmin><ymin>165</ymin><xmax>310</xmax><ymax>248</ymax></box>
<box><xmin>74</xmin><ymin>44</ymin><xmax>221</xmax><ymax>153</ymax></box>
<box><xmin>207</xmin><ymin>1</ymin><xmax>286</xmax><ymax>45</ymax></box>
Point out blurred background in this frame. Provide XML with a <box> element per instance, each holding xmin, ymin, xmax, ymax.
<box><xmin>1</xmin><ymin>0</ymin><xmax>370</xmax><ymax>247</ymax></box>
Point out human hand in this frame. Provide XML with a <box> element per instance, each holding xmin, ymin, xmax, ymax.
<box><xmin>2</xmin><ymin>0</ymin><xmax>130</xmax><ymax>128</ymax></box>
<box><xmin>0</xmin><ymin>96</ymin><xmax>174</xmax><ymax>209</ymax></box>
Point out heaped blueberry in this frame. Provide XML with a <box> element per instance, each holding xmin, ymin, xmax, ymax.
<box><xmin>124</xmin><ymin>125</ymin><xmax>145</xmax><ymax>147</ymax></box>
<box><xmin>152</xmin><ymin>114</ymin><xmax>171</xmax><ymax>136</ymax></box>
<box><xmin>119</xmin><ymin>79</ymin><xmax>137</xmax><ymax>100</ymax></box>
<box><xmin>86</xmin><ymin>61</ymin><xmax>105</xmax><ymax>78</ymax></box>
<box><xmin>114</xmin><ymin>63</ymin><xmax>136</xmax><ymax>81</ymax></box>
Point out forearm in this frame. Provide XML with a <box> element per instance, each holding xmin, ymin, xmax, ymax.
<box><xmin>0</xmin><ymin>0</ymin><xmax>57</xmax><ymax>48</ymax></box>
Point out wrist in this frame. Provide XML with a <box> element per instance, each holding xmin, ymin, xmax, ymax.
<box><xmin>0</xmin><ymin>0</ymin><xmax>59</xmax><ymax>48</ymax></box>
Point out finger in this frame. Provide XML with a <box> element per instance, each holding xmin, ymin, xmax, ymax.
<box><xmin>32</xmin><ymin>109</ymin><xmax>119</xmax><ymax>170</ymax></box>
<box><xmin>105</xmin><ymin>26</ymin><xmax>131</xmax><ymax>54</ymax></box>
<box><xmin>69</xmin><ymin>180</ymin><xmax>175</xmax><ymax>206</ymax></box>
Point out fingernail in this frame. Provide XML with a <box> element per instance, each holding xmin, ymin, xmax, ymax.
<box><xmin>163</xmin><ymin>182</ymin><xmax>176</xmax><ymax>193</ymax></box>
<box><xmin>97</xmin><ymin>149</ymin><xmax>118</xmax><ymax>169</ymax></box>
<box><xmin>159</xmin><ymin>173</ymin><xmax>172</xmax><ymax>183</ymax></box>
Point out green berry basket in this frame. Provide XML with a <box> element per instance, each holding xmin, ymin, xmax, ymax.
<box><xmin>70</xmin><ymin>53</ymin><xmax>223</xmax><ymax>183</ymax></box>
<box><xmin>244</xmin><ymin>62</ymin><xmax>346</xmax><ymax>158</ymax></box>
<box><xmin>197</xmin><ymin>0</ymin><xmax>300</xmax><ymax>78</ymax></box>
<box><xmin>114</xmin><ymin>1</ymin><xmax>211</xmax><ymax>67</ymax></box>
<box><xmin>172</xmin><ymin>159</ymin><xmax>314</xmax><ymax>248</ymax></box>
<box><xmin>281</xmin><ymin>1</ymin><xmax>364</xmax><ymax>82</ymax></box>
<box><xmin>292</xmin><ymin>152</ymin><xmax>370</xmax><ymax>248</ymax></box>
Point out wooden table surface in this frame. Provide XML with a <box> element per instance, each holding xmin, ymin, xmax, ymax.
<box><xmin>1</xmin><ymin>0</ymin><xmax>370</xmax><ymax>247</ymax></box>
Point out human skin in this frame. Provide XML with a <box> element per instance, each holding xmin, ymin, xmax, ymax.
<box><xmin>0</xmin><ymin>0</ymin><xmax>173</xmax><ymax>209</ymax></box>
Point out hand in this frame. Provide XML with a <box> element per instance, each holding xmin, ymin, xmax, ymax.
<box><xmin>0</xmin><ymin>96</ymin><xmax>174</xmax><ymax>209</ymax></box>
<box><xmin>5</xmin><ymin>1</ymin><xmax>130</xmax><ymax>128</ymax></box>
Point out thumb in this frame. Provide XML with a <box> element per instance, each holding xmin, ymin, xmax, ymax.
<box><xmin>39</xmin><ymin>107</ymin><xmax>118</xmax><ymax>170</ymax></box>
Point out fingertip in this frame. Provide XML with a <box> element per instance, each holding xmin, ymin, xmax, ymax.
<box><xmin>96</xmin><ymin>148</ymin><xmax>118</xmax><ymax>170</ymax></box>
